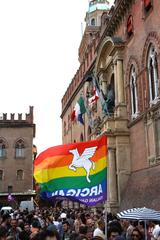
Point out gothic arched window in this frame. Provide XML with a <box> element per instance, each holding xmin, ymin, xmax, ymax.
<box><xmin>147</xmin><ymin>44</ymin><xmax>159</xmax><ymax>104</ymax></box>
<box><xmin>64</xmin><ymin>121</ymin><xmax>66</xmax><ymax>136</ymax></box>
<box><xmin>91</xmin><ymin>18</ymin><xmax>96</xmax><ymax>26</ymax></box>
<box><xmin>0</xmin><ymin>139</ymin><xmax>7</xmax><ymax>159</ymax></box>
<box><xmin>88</xmin><ymin>126</ymin><xmax>92</xmax><ymax>140</ymax></box>
<box><xmin>130</xmin><ymin>65</ymin><xmax>138</xmax><ymax>118</ymax></box>
<box><xmin>15</xmin><ymin>139</ymin><xmax>25</xmax><ymax>158</ymax></box>
<box><xmin>17</xmin><ymin>169</ymin><xmax>23</xmax><ymax>180</ymax></box>
<box><xmin>80</xmin><ymin>133</ymin><xmax>84</xmax><ymax>142</ymax></box>
<box><xmin>144</xmin><ymin>0</ymin><xmax>152</xmax><ymax>11</ymax></box>
<box><xmin>127</xmin><ymin>15</ymin><xmax>133</xmax><ymax>37</ymax></box>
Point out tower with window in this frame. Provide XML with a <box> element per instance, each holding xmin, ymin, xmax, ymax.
<box><xmin>0</xmin><ymin>106</ymin><xmax>36</xmax><ymax>204</ymax></box>
<box><xmin>86</xmin><ymin>0</ymin><xmax>110</xmax><ymax>27</ymax></box>
<box><xmin>79</xmin><ymin>0</ymin><xmax>110</xmax><ymax>64</ymax></box>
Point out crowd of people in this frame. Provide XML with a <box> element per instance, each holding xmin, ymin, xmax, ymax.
<box><xmin>0</xmin><ymin>205</ymin><xmax>160</xmax><ymax>240</ymax></box>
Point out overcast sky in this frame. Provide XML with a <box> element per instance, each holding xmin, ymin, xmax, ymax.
<box><xmin>0</xmin><ymin>0</ymin><xmax>114</xmax><ymax>154</ymax></box>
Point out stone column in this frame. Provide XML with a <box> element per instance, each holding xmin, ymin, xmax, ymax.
<box><xmin>113</xmin><ymin>62</ymin><xmax>118</xmax><ymax>106</ymax></box>
<box><xmin>108</xmin><ymin>148</ymin><xmax>118</xmax><ymax>203</ymax></box>
<box><xmin>99</xmin><ymin>72</ymin><xmax>107</xmax><ymax>96</ymax></box>
<box><xmin>117</xmin><ymin>59</ymin><xmax>125</xmax><ymax>104</ymax></box>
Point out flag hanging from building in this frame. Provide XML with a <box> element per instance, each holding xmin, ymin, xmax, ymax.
<box><xmin>71</xmin><ymin>96</ymin><xmax>86</xmax><ymax>124</ymax></box>
<box><xmin>34</xmin><ymin>135</ymin><xmax>107</xmax><ymax>206</ymax></box>
<box><xmin>88</xmin><ymin>87</ymin><xmax>99</xmax><ymax>106</ymax></box>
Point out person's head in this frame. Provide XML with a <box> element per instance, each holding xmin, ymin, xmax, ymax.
<box><xmin>39</xmin><ymin>229</ymin><xmax>60</xmax><ymax>240</ymax></box>
<box><xmin>24</xmin><ymin>223</ymin><xmax>31</xmax><ymax>233</ymax></box>
<box><xmin>79</xmin><ymin>225</ymin><xmax>88</xmax><ymax>235</ymax></box>
<box><xmin>131</xmin><ymin>228</ymin><xmax>143</xmax><ymax>240</ymax></box>
<box><xmin>108</xmin><ymin>227</ymin><xmax>121</xmax><ymax>240</ymax></box>
<box><xmin>10</xmin><ymin>219</ymin><xmax>17</xmax><ymax>229</ymax></box>
<box><xmin>1</xmin><ymin>214</ymin><xmax>10</xmax><ymax>224</ymax></box>
<box><xmin>86</xmin><ymin>218</ymin><xmax>94</xmax><ymax>228</ymax></box>
<box><xmin>31</xmin><ymin>220</ymin><xmax>41</xmax><ymax>233</ymax></box>
<box><xmin>62</xmin><ymin>221</ymin><xmax>70</xmax><ymax>233</ymax></box>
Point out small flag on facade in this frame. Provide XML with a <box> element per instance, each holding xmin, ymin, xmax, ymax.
<box><xmin>71</xmin><ymin>96</ymin><xmax>86</xmax><ymax>124</ymax></box>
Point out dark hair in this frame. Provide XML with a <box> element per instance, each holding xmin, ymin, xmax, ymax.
<box><xmin>108</xmin><ymin>226</ymin><xmax>121</xmax><ymax>238</ymax></box>
<box><xmin>131</xmin><ymin>227</ymin><xmax>143</xmax><ymax>239</ymax></box>
<box><xmin>79</xmin><ymin>225</ymin><xmax>88</xmax><ymax>235</ymax></box>
<box><xmin>31</xmin><ymin>220</ymin><xmax>41</xmax><ymax>229</ymax></box>
<box><xmin>40</xmin><ymin>229</ymin><xmax>60</xmax><ymax>240</ymax></box>
<box><xmin>62</xmin><ymin>220</ymin><xmax>70</xmax><ymax>226</ymax></box>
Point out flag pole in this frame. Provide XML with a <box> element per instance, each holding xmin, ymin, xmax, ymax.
<box><xmin>105</xmin><ymin>134</ymin><xmax>108</xmax><ymax>239</ymax></box>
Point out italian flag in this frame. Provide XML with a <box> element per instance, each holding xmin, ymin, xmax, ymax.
<box><xmin>71</xmin><ymin>96</ymin><xmax>86</xmax><ymax>124</ymax></box>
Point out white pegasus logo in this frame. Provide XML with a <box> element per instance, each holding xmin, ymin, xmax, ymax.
<box><xmin>68</xmin><ymin>147</ymin><xmax>97</xmax><ymax>183</ymax></box>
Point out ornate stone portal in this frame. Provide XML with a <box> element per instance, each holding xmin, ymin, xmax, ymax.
<box><xmin>93</xmin><ymin>37</ymin><xmax>131</xmax><ymax>212</ymax></box>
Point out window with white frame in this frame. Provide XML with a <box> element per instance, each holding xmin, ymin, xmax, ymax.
<box><xmin>130</xmin><ymin>65</ymin><xmax>138</xmax><ymax>118</ymax></box>
<box><xmin>147</xmin><ymin>44</ymin><xmax>159</xmax><ymax>104</ymax></box>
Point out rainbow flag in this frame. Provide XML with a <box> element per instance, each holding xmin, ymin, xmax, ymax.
<box><xmin>34</xmin><ymin>135</ymin><xmax>107</xmax><ymax>206</ymax></box>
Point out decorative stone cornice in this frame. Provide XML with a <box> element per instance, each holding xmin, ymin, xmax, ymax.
<box><xmin>101</xmin><ymin>0</ymin><xmax>134</xmax><ymax>39</ymax></box>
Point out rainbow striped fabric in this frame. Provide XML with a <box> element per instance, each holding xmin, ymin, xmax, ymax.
<box><xmin>34</xmin><ymin>135</ymin><xmax>107</xmax><ymax>206</ymax></box>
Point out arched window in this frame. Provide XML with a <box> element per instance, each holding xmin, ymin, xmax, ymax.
<box><xmin>80</xmin><ymin>133</ymin><xmax>84</xmax><ymax>142</ymax></box>
<box><xmin>68</xmin><ymin>115</ymin><xmax>71</xmax><ymax>131</ymax></box>
<box><xmin>130</xmin><ymin>65</ymin><xmax>138</xmax><ymax>117</ymax></box>
<box><xmin>0</xmin><ymin>139</ymin><xmax>7</xmax><ymax>159</ymax></box>
<box><xmin>147</xmin><ymin>44</ymin><xmax>159</xmax><ymax>104</ymax></box>
<box><xmin>64</xmin><ymin>121</ymin><xmax>66</xmax><ymax>136</ymax></box>
<box><xmin>15</xmin><ymin>139</ymin><xmax>25</xmax><ymax>158</ymax></box>
<box><xmin>0</xmin><ymin>170</ymin><xmax>3</xmax><ymax>180</ymax></box>
<box><xmin>88</xmin><ymin>126</ymin><xmax>92</xmax><ymax>140</ymax></box>
<box><xmin>17</xmin><ymin>169</ymin><xmax>23</xmax><ymax>180</ymax></box>
<box><xmin>91</xmin><ymin>18</ymin><xmax>96</xmax><ymax>26</ymax></box>
<box><xmin>127</xmin><ymin>15</ymin><xmax>133</xmax><ymax>37</ymax></box>
<box><xmin>144</xmin><ymin>0</ymin><xmax>152</xmax><ymax>11</ymax></box>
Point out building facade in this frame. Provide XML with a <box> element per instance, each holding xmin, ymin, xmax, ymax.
<box><xmin>0</xmin><ymin>106</ymin><xmax>36</xmax><ymax>205</ymax></box>
<box><xmin>61</xmin><ymin>0</ymin><xmax>160</xmax><ymax>211</ymax></box>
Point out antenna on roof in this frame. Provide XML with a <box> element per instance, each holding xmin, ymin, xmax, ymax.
<box><xmin>81</xmin><ymin>22</ymin><xmax>83</xmax><ymax>37</ymax></box>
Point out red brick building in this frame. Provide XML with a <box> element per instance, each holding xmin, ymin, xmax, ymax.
<box><xmin>61</xmin><ymin>0</ymin><xmax>160</xmax><ymax>211</ymax></box>
<box><xmin>0</xmin><ymin>106</ymin><xmax>36</xmax><ymax>206</ymax></box>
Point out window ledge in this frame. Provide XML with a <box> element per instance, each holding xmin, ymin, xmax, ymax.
<box><xmin>15</xmin><ymin>157</ymin><xmax>25</xmax><ymax>160</ymax></box>
<box><xmin>0</xmin><ymin>156</ymin><xmax>7</xmax><ymax>160</ymax></box>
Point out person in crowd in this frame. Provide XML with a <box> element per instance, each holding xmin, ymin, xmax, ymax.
<box><xmin>30</xmin><ymin>220</ymin><xmax>41</xmax><ymax>239</ymax></box>
<box><xmin>33</xmin><ymin>229</ymin><xmax>60</xmax><ymax>240</ymax></box>
<box><xmin>74</xmin><ymin>213</ymin><xmax>83</xmax><ymax>233</ymax></box>
<box><xmin>7</xmin><ymin>218</ymin><xmax>21</xmax><ymax>240</ymax></box>
<box><xmin>78</xmin><ymin>225</ymin><xmax>89</xmax><ymax>239</ymax></box>
<box><xmin>1</xmin><ymin>214</ymin><xmax>11</xmax><ymax>232</ymax></box>
<box><xmin>62</xmin><ymin>221</ymin><xmax>72</xmax><ymax>240</ymax></box>
<box><xmin>131</xmin><ymin>228</ymin><xmax>143</xmax><ymax>240</ymax></box>
<box><xmin>93</xmin><ymin>219</ymin><xmax>105</xmax><ymax>240</ymax></box>
<box><xmin>108</xmin><ymin>226</ymin><xmax>122</xmax><ymax>240</ymax></box>
<box><xmin>0</xmin><ymin>226</ymin><xmax>7</xmax><ymax>240</ymax></box>
<box><xmin>152</xmin><ymin>221</ymin><xmax>160</xmax><ymax>240</ymax></box>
